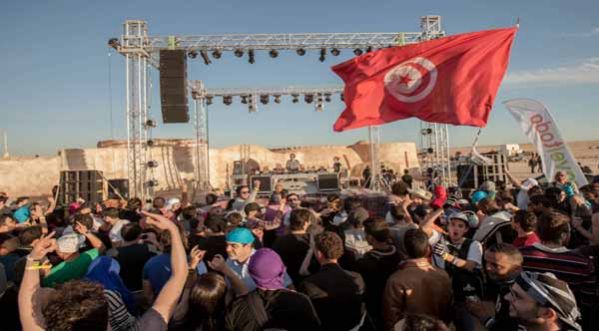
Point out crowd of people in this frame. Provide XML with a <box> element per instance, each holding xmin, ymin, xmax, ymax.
<box><xmin>1</xmin><ymin>167</ymin><xmax>599</xmax><ymax>331</ymax></box>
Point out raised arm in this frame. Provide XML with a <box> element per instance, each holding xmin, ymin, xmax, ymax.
<box><xmin>141</xmin><ymin>211</ymin><xmax>188</xmax><ymax>323</ymax></box>
<box><xmin>418</xmin><ymin>208</ymin><xmax>444</xmax><ymax>237</ymax></box>
<box><xmin>208</xmin><ymin>254</ymin><xmax>249</xmax><ymax>296</ymax></box>
<box><xmin>504</xmin><ymin>168</ymin><xmax>522</xmax><ymax>189</ymax></box>
<box><xmin>74</xmin><ymin>221</ymin><xmax>106</xmax><ymax>253</ymax></box>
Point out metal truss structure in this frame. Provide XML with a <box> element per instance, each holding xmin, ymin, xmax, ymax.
<box><xmin>112</xmin><ymin>15</ymin><xmax>450</xmax><ymax>198</ymax></box>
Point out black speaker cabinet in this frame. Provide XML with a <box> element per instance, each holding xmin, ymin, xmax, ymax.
<box><xmin>317</xmin><ymin>173</ymin><xmax>340</xmax><ymax>192</ymax></box>
<box><xmin>159</xmin><ymin>50</ymin><xmax>189</xmax><ymax>123</ymax></box>
<box><xmin>59</xmin><ymin>170</ymin><xmax>104</xmax><ymax>204</ymax></box>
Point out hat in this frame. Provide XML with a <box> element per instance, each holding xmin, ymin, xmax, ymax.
<box><xmin>479</xmin><ymin>181</ymin><xmax>496</xmax><ymax>193</ymax></box>
<box><xmin>165</xmin><ymin>198</ymin><xmax>181</xmax><ymax>210</ymax></box>
<box><xmin>430</xmin><ymin>185</ymin><xmax>447</xmax><ymax>209</ymax></box>
<box><xmin>225</xmin><ymin>227</ymin><xmax>255</xmax><ymax>244</ymax></box>
<box><xmin>408</xmin><ymin>188</ymin><xmax>433</xmax><ymax>201</ymax></box>
<box><xmin>449</xmin><ymin>211</ymin><xmax>478</xmax><ymax>228</ymax></box>
<box><xmin>471</xmin><ymin>190</ymin><xmax>488</xmax><ymax>204</ymax></box>
<box><xmin>57</xmin><ymin>233</ymin><xmax>83</xmax><ymax>253</ymax></box>
<box><xmin>248</xmin><ymin>248</ymin><xmax>287</xmax><ymax>290</ymax></box>
<box><xmin>521</xmin><ymin>178</ymin><xmax>539</xmax><ymax>190</ymax></box>
<box><xmin>515</xmin><ymin>271</ymin><xmax>582</xmax><ymax>331</ymax></box>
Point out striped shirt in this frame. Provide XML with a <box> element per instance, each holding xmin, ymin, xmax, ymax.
<box><xmin>104</xmin><ymin>290</ymin><xmax>137</xmax><ymax>331</ymax></box>
<box><xmin>520</xmin><ymin>243</ymin><xmax>598</xmax><ymax>307</ymax></box>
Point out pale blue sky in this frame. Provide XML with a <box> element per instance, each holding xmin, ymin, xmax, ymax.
<box><xmin>1</xmin><ymin>0</ymin><xmax>598</xmax><ymax>156</ymax></box>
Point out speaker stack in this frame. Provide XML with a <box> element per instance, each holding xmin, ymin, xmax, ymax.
<box><xmin>457</xmin><ymin>153</ymin><xmax>508</xmax><ymax>189</ymax></box>
<box><xmin>59</xmin><ymin>170</ymin><xmax>104</xmax><ymax>205</ymax></box>
<box><xmin>159</xmin><ymin>50</ymin><xmax>189</xmax><ymax>123</ymax></box>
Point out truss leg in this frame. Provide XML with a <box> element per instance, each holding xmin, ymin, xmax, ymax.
<box><xmin>194</xmin><ymin>97</ymin><xmax>210</xmax><ymax>194</ymax></box>
<box><xmin>368</xmin><ymin>126</ymin><xmax>382</xmax><ymax>192</ymax></box>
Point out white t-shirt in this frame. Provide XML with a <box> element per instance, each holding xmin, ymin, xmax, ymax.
<box><xmin>109</xmin><ymin>219</ymin><xmax>130</xmax><ymax>243</ymax></box>
<box><xmin>429</xmin><ymin>229</ymin><xmax>483</xmax><ymax>270</ymax></box>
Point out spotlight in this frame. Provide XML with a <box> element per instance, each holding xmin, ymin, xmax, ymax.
<box><xmin>260</xmin><ymin>94</ymin><xmax>269</xmax><ymax>105</ymax></box>
<box><xmin>274</xmin><ymin>95</ymin><xmax>281</xmax><ymax>104</ymax></box>
<box><xmin>366</xmin><ymin>46</ymin><xmax>373</xmax><ymax>53</ymax></box>
<box><xmin>340</xmin><ymin>93</ymin><xmax>344</xmax><ymax>102</ymax></box>
<box><xmin>145</xmin><ymin>119</ymin><xmax>157</xmax><ymax>128</ymax></box>
<box><xmin>315</xmin><ymin>103</ymin><xmax>324</xmax><ymax>112</ymax></box>
<box><xmin>292</xmin><ymin>94</ymin><xmax>299</xmax><ymax>103</ymax></box>
<box><xmin>420</xmin><ymin>128</ymin><xmax>433</xmax><ymax>135</ymax></box>
<box><xmin>146</xmin><ymin>179</ymin><xmax>159</xmax><ymax>187</ymax></box>
<box><xmin>353</xmin><ymin>48</ymin><xmax>363</xmax><ymax>56</ymax></box>
<box><xmin>107</xmin><ymin>38</ymin><xmax>120</xmax><ymax>49</ymax></box>
<box><xmin>248</xmin><ymin>49</ymin><xmax>255</xmax><ymax>64</ymax></box>
<box><xmin>319</xmin><ymin>48</ymin><xmax>326</xmax><ymax>62</ymax></box>
<box><xmin>212</xmin><ymin>49</ymin><xmax>222</xmax><ymax>59</ymax></box>
<box><xmin>147</xmin><ymin>160</ymin><xmax>159</xmax><ymax>168</ymax></box>
<box><xmin>200</xmin><ymin>50</ymin><xmax>211</xmax><ymax>65</ymax></box>
<box><xmin>241</xmin><ymin>95</ymin><xmax>248</xmax><ymax>104</ymax></box>
<box><xmin>234</xmin><ymin>49</ymin><xmax>244</xmax><ymax>57</ymax></box>
<box><xmin>330</xmin><ymin>48</ymin><xmax>340</xmax><ymax>56</ymax></box>
<box><xmin>248</xmin><ymin>96</ymin><xmax>257</xmax><ymax>113</ymax></box>
<box><xmin>304</xmin><ymin>94</ymin><xmax>314</xmax><ymax>103</ymax></box>
<box><xmin>427</xmin><ymin>148</ymin><xmax>434</xmax><ymax>154</ymax></box>
<box><xmin>269</xmin><ymin>49</ymin><xmax>279</xmax><ymax>58</ymax></box>
<box><xmin>188</xmin><ymin>50</ymin><xmax>198</xmax><ymax>59</ymax></box>
<box><xmin>223</xmin><ymin>96</ymin><xmax>233</xmax><ymax>105</ymax></box>
<box><xmin>296</xmin><ymin>48</ymin><xmax>306</xmax><ymax>56</ymax></box>
<box><xmin>324</xmin><ymin>93</ymin><xmax>332</xmax><ymax>102</ymax></box>
<box><xmin>206</xmin><ymin>96</ymin><xmax>213</xmax><ymax>105</ymax></box>
<box><xmin>147</xmin><ymin>139</ymin><xmax>155</xmax><ymax>147</ymax></box>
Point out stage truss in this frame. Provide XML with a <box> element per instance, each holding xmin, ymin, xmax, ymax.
<box><xmin>111</xmin><ymin>16</ymin><xmax>449</xmax><ymax>199</ymax></box>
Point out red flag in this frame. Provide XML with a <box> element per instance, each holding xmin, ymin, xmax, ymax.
<box><xmin>332</xmin><ymin>27</ymin><xmax>517</xmax><ymax>131</ymax></box>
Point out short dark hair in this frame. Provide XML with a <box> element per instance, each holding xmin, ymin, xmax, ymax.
<box><xmin>73</xmin><ymin>213</ymin><xmax>94</xmax><ymax>229</ymax></box>
<box><xmin>315</xmin><ymin>231</ymin><xmax>344</xmax><ymax>260</ymax></box>
<box><xmin>244</xmin><ymin>202</ymin><xmax>261</xmax><ymax>215</ymax></box>
<box><xmin>391</xmin><ymin>181</ymin><xmax>409</xmax><ymax>196</ymax></box>
<box><xmin>0</xmin><ymin>196</ymin><xmax>8</xmax><ymax>204</ymax></box>
<box><xmin>205</xmin><ymin>193</ymin><xmax>218</xmax><ymax>206</ymax></box>
<box><xmin>513</xmin><ymin>210</ymin><xmax>537</xmax><ymax>232</ymax></box>
<box><xmin>401</xmin><ymin>313</ymin><xmax>448</xmax><ymax>331</ymax></box>
<box><xmin>103</xmin><ymin>207</ymin><xmax>120</xmax><ymax>219</ymax></box>
<box><xmin>403</xmin><ymin>228</ymin><xmax>430</xmax><ymax>259</ymax></box>
<box><xmin>205</xmin><ymin>215</ymin><xmax>226</xmax><ymax>234</ymax></box>
<box><xmin>153</xmin><ymin>196</ymin><xmax>166</xmax><ymax>208</ymax></box>
<box><xmin>363</xmin><ymin>217</ymin><xmax>390</xmax><ymax>243</ymax></box>
<box><xmin>0</xmin><ymin>214</ymin><xmax>14</xmax><ymax>226</ymax></box>
<box><xmin>236</xmin><ymin>185</ymin><xmax>249</xmax><ymax>196</ymax></box>
<box><xmin>529</xmin><ymin>194</ymin><xmax>551</xmax><ymax>208</ymax></box>
<box><xmin>390</xmin><ymin>204</ymin><xmax>406</xmax><ymax>222</ymax></box>
<box><xmin>226</xmin><ymin>212</ymin><xmax>243</xmax><ymax>227</ymax></box>
<box><xmin>18</xmin><ymin>226</ymin><xmax>43</xmax><ymax>247</ymax></box>
<box><xmin>127</xmin><ymin>197</ymin><xmax>142</xmax><ymax>211</ymax></box>
<box><xmin>121</xmin><ymin>223</ymin><xmax>142</xmax><ymax>242</ymax></box>
<box><xmin>43</xmin><ymin>280</ymin><xmax>108</xmax><ymax>331</ymax></box>
<box><xmin>536</xmin><ymin>211</ymin><xmax>570</xmax><ymax>244</ymax></box>
<box><xmin>289</xmin><ymin>208</ymin><xmax>314</xmax><ymax>231</ymax></box>
<box><xmin>486</xmin><ymin>243</ymin><xmax>523</xmax><ymax>265</ymax></box>
<box><xmin>16</xmin><ymin>197</ymin><xmax>29</xmax><ymax>205</ymax></box>
<box><xmin>181</xmin><ymin>206</ymin><xmax>198</xmax><ymax>220</ymax></box>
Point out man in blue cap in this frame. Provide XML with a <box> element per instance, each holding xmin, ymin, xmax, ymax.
<box><xmin>224</xmin><ymin>227</ymin><xmax>292</xmax><ymax>292</ymax></box>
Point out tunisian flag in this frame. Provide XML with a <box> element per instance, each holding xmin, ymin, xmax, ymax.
<box><xmin>333</xmin><ymin>27</ymin><xmax>517</xmax><ymax>131</ymax></box>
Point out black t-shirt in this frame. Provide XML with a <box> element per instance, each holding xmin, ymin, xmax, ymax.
<box><xmin>120</xmin><ymin>209</ymin><xmax>142</xmax><ymax>223</ymax></box>
<box><xmin>225</xmin><ymin>289</ymin><xmax>321</xmax><ymax>331</ymax></box>
<box><xmin>109</xmin><ymin>243</ymin><xmax>156</xmax><ymax>291</ymax></box>
<box><xmin>272</xmin><ymin>233</ymin><xmax>318</xmax><ymax>285</ymax></box>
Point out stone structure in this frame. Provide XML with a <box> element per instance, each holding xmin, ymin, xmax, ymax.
<box><xmin>0</xmin><ymin>139</ymin><xmax>419</xmax><ymax>198</ymax></box>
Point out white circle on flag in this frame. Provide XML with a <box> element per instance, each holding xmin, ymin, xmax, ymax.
<box><xmin>384</xmin><ymin>57</ymin><xmax>438</xmax><ymax>103</ymax></box>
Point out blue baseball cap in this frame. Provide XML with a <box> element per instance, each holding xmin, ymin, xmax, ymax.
<box><xmin>226</xmin><ymin>227</ymin><xmax>255</xmax><ymax>245</ymax></box>
<box><xmin>471</xmin><ymin>190</ymin><xmax>488</xmax><ymax>204</ymax></box>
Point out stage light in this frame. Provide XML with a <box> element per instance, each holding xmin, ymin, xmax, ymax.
<box><xmin>296</xmin><ymin>48</ymin><xmax>306</xmax><ymax>56</ymax></box>
<box><xmin>324</xmin><ymin>93</ymin><xmax>332</xmax><ymax>102</ymax></box>
<box><xmin>107</xmin><ymin>38</ymin><xmax>120</xmax><ymax>49</ymax></box>
<box><xmin>330</xmin><ymin>48</ymin><xmax>340</xmax><ymax>56</ymax></box>
<box><xmin>248</xmin><ymin>96</ymin><xmax>257</xmax><ymax>113</ymax></box>
<box><xmin>292</xmin><ymin>94</ymin><xmax>299</xmax><ymax>103</ymax></box>
<box><xmin>241</xmin><ymin>95</ymin><xmax>248</xmax><ymax>104</ymax></box>
<box><xmin>147</xmin><ymin>139</ymin><xmax>155</xmax><ymax>147</ymax></box>
<box><xmin>260</xmin><ymin>94</ymin><xmax>269</xmax><ymax>105</ymax></box>
<box><xmin>269</xmin><ymin>49</ymin><xmax>279</xmax><ymax>58</ymax></box>
<box><xmin>420</xmin><ymin>128</ymin><xmax>433</xmax><ymax>135</ymax></box>
<box><xmin>200</xmin><ymin>50</ymin><xmax>211</xmax><ymax>65</ymax></box>
<box><xmin>353</xmin><ymin>48</ymin><xmax>363</xmax><ymax>56</ymax></box>
<box><xmin>188</xmin><ymin>50</ymin><xmax>198</xmax><ymax>59</ymax></box>
<box><xmin>234</xmin><ymin>49</ymin><xmax>244</xmax><ymax>57</ymax></box>
<box><xmin>145</xmin><ymin>119</ymin><xmax>157</xmax><ymax>128</ymax></box>
<box><xmin>366</xmin><ymin>46</ymin><xmax>373</xmax><ymax>53</ymax></box>
<box><xmin>212</xmin><ymin>49</ymin><xmax>222</xmax><ymax>59</ymax></box>
<box><xmin>427</xmin><ymin>148</ymin><xmax>434</xmax><ymax>154</ymax></box>
<box><xmin>304</xmin><ymin>94</ymin><xmax>314</xmax><ymax>103</ymax></box>
<box><xmin>206</xmin><ymin>96</ymin><xmax>213</xmax><ymax>105</ymax></box>
<box><xmin>147</xmin><ymin>160</ymin><xmax>159</xmax><ymax>168</ymax></box>
<box><xmin>315</xmin><ymin>95</ymin><xmax>324</xmax><ymax>112</ymax></box>
<box><xmin>319</xmin><ymin>48</ymin><xmax>326</xmax><ymax>62</ymax></box>
<box><xmin>274</xmin><ymin>95</ymin><xmax>282</xmax><ymax>103</ymax></box>
<box><xmin>248</xmin><ymin>49</ymin><xmax>255</xmax><ymax>64</ymax></box>
<box><xmin>146</xmin><ymin>179</ymin><xmax>159</xmax><ymax>187</ymax></box>
<box><xmin>223</xmin><ymin>96</ymin><xmax>233</xmax><ymax>105</ymax></box>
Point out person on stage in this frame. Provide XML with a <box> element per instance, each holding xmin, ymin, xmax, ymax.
<box><xmin>285</xmin><ymin>153</ymin><xmax>301</xmax><ymax>173</ymax></box>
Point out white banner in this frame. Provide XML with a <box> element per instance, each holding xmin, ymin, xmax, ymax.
<box><xmin>504</xmin><ymin>98</ymin><xmax>588</xmax><ymax>187</ymax></box>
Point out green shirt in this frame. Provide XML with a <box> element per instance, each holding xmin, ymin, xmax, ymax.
<box><xmin>42</xmin><ymin>248</ymin><xmax>99</xmax><ymax>287</ymax></box>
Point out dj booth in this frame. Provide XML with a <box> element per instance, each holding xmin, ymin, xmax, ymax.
<box><xmin>232</xmin><ymin>172</ymin><xmax>340</xmax><ymax>195</ymax></box>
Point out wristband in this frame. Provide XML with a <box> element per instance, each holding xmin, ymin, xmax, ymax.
<box><xmin>26</xmin><ymin>255</ymin><xmax>42</xmax><ymax>262</ymax></box>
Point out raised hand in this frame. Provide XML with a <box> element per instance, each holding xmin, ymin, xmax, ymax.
<box><xmin>189</xmin><ymin>245</ymin><xmax>206</xmax><ymax>270</ymax></box>
<box><xmin>141</xmin><ymin>210</ymin><xmax>176</xmax><ymax>231</ymax></box>
<box><xmin>29</xmin><ymin>232</ymin><xmax>57</xmax><ymax>260</ymax></box>
<box><xmin>433</xmin><ymin>241</ymin><xmax>449</xmax><ymax>257</ymax></box>
<box><xmin>207</xmin><ymin>254</ymin><xmax>227</xmax><ymax>272</ymax></box>
<box><xmin>74</xmin><ymin>221</ymin><xmax>89</xmax><ymax>235</ymax></box>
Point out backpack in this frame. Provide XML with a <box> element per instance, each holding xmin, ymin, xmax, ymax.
<box><xmin>444</xmin><ymin>237</ymin><xmax>485</xmax><ymax>301</ymax></box>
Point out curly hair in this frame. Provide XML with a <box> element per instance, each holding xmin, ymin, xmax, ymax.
<box><xmin>315</xmin><ymin>231</ymin><xmax>344</xmax><ymax>260</ymax></box>
<box><xmin>537</xmin><ymin>210</ymin><xmax>570</xmax><ymax>244</ymax></box>
<box><xmin>43</xmin><ymin>280</ymin><xmax>108</xmax><ymax>331</ymax></box>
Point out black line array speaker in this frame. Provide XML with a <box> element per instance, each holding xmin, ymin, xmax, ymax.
<box><xmin>59</xmin><ymin>170</ymin><xmax>104</xmax><ymax>205</ymax></box>
<box><xmin>159</xmin><ymin>50</ymin><xmax>189</xmax><ymax>123</ymax></box>
<box><xmin>108</xmin><ymin>179</ymin><xmax>129</xmax><ymax>200</ymax></box>
<box><xmin>317</xmin><ymin>173</ymin><xmax>340</xmax><ymax>192</ymax></box>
